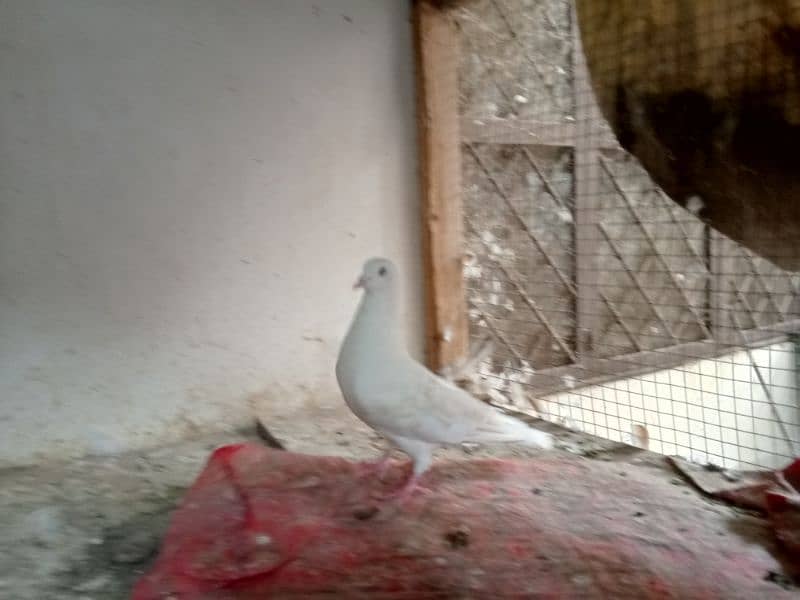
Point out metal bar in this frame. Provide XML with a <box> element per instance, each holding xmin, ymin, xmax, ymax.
<box><xmin>466</xmin><ymin>218</ymin><xmax>577</xmax><ymax>362</ymax></box>
<box><xmin>598</xmin><ymin>222</ymin><xmax>678</xmax><ymax>343</ymax></box>
<box><xmin>504</xmin><ymin>271</ymin><xmax>577</xmax><ymax>363</ymax></box>
<box><xmin>663</xmin><ymin>197</ymin><xmax>711</xmax><ymax>276</ymax></box>
<box><xmin>731</xmin><ymin>278</ymin><xmax>760</xmax><ymax>330</ymax></box>
<box><xmin>741</xmin><ymin>273</ymin><xmax>773</xmax><ymax>326</ymax></box>
<box><xmin>521</xmin><ymin>147</ymin><xmax>569</xmax><ymax>212</ymax></box>
<box><xmin>791</xmin><ymin>274</ymin><xmax>800</xmax><ymax>298</ymax></box>
<box><xmin>709</xmin><ymin>230</ymin><xmax>731</xmax><ymax>343</ymax></box>
<box><xmin>488</xmin><ymin>0</ymin><xmax>558</xmax><ymax>103</ymax></box>
<box><xmin>741</xmin><ymin>248</ymin><xmax>784</xmax><ymax>322</ymax></box>
<box><xmin>465</xmin><ymin>143</ymin><xmax>577</xmax><ymax>297</ymax></box>
<box><xmin>728</xmin><ymin>295</ymin><xmax>799</xmax><ymax>456</ymax></box>
<box><xmin>453</xmin><ymin>18</ymin><xmax>517</xmax><ymax>114</ymax></box>
<box><xmin>440</xmin><ymin>334</ymin><xmax>494</xmax><ymax>381</ymax></box>
<box><xmin>468</xmin><ymin>301</ymin><xmax>525</xmax><ymax>364</ymax></box>
<box><xmin>793</xmin><ymin>334</ymin><xmax>800</xmax><ymax>417</ymax></box>
<box><xmin>598</xmin><ymin>289</ymin><xmax>644</xmax><ymax>352</ymax></box>
<box><xmin>780</xmin><ymin>287</ymin><xmax>797</xmax><ymax>317</ymax></box>
<box><xmin>785</xmin><ymin>275</ymin><xmax>800</xmax><ymax>320</ymax></box>
<box><xmin>599</xmin><ymin>156</ymin><xmax>713</xmax><ymax>339</ymax></box>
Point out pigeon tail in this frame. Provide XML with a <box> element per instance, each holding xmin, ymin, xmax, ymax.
<box><xmin>471</xmin><ymin>412</ymin><xmax>554</xmax><ymax>449</ymax></box>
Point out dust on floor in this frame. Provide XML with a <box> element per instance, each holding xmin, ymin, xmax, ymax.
<box><xmin>0</xmin><ymin>405</ymin><xmax>734</xmax><ymax>599</ymax></box>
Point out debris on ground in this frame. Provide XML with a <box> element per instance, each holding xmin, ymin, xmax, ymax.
<box><xmin>668</xmin><ymin>455</ymin><xmax>800</xmax><ymax>560</ymax></box>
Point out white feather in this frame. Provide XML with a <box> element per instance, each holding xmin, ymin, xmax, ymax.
<box><xmin>336</xmin><ymin>258</ymin><xmax>553</xmax><ymax>479</ymax></box>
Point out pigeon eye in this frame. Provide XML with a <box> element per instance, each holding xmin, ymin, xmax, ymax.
<box><xmin>378</xmin><ymin>267</ymin><xmax>387</xmax><ymax>276</ymax></box>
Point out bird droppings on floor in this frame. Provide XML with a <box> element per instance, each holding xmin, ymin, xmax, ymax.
<box><xmin>1</xmin><ymin>405</ymin><xmax>794</xmax><ymax>599</ymax></box>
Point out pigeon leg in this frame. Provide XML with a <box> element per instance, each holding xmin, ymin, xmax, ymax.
<box><xmin>356</xmin><ymin>447</ymin><xmax>393</xmax><ymax>480</ymax></box>
<box><xmin>381</xmin><ymin>470</ymin><xmax>430</xmax><ymax>503</ymax></box>
<box><xmin>378</xmin><ymin>437</ymin><xmax>435</xmax><ymax>502</ymax></box>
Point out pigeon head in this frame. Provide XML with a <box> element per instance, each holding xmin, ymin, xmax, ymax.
<box><xmin>354</xmin><ymin>257</ymin><xmax>396</xmax><ymax>293</ymax></box>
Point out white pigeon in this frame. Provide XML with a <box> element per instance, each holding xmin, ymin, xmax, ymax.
<box><xmin>336</xmin><ymin>257</ymin><xmax>553</xmax><ymax>501</ymax></box>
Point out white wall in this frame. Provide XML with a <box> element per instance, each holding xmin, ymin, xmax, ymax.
<box><xmin>542</xmin><ymin>342</ymin><xmax>800</xmax><ymax>470</ymax></box>
<box><xmin>0</xmin><ymin>0</ymin><xmax>422</xmax><ymax>465</ymax></box>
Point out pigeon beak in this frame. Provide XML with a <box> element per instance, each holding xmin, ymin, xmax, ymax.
<box><xmin>353</xmin><ymin>276</ymin><xmax>365</xmax><ymax>290</ymax></box>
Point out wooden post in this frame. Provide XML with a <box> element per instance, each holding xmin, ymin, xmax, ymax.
<box><xmin>572</xmin><ymin>2</ymin><xmax>605</xmax><ymax>358</ymax></box>
<box><xmin>414</xmin><ymin>0</ymin><xmax>468</xmax><ymax>372</ymax></box>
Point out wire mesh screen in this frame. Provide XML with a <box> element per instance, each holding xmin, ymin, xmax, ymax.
<box><xmin>443</xmin><ymin>0</ymin><xmax>800</xmax><ymax>470</ymax></box>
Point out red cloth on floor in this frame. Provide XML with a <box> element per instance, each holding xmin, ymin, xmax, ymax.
<box><xmin>668</xmin><ymin>456</ymin><xmax>800</xmax><ymax>560</ymax></box>
<box><xmin>723</xmin><ymin>459</ymin><xmax>800</xmax><ymax>557</ymax></box>
<box><xmin>133</xmin><ymin>444</ymin><xmax>795</xmax><ymax>599</ymax></box>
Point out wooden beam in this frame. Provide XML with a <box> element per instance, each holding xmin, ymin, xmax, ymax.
<box><xmin>460</xmin><ymin>117</ymin><xmax>619</xmax><ymax>148</ymax></box>
<box><xmin>461</xmin><ymin>118</ymin><xmax>576</xmax><ymax>147</ymax></box>
<box><xmin>572</xmin><ymin>1</ymin><xmax>605</xmax><ymax>358</ymax></box>
<box><xmin>519</xmin><ymin>317</ymin><xmax>800</xmax><ymax>399</ymax></box>
<box><xmin>414</xmin><ymin>0</ymin><xmax>468</xmax><ymax>372</ymax></box>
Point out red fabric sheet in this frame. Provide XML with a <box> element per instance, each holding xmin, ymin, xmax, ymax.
<box><xmin>133</xmin><ymin>444</ymin><xmax>795</xmax><ymax>599</ymax></box>
<box><xmin>708</xmin><ymin>459</ymin><xmax>800</xmax><ymax>558</ymax></box>
<box><xmin>666</xmin><ymin>455</ymin><xmax>800</xmax><ymax>560</ymax></box>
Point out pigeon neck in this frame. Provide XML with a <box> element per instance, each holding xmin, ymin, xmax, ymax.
<box><xmin>353</xmin><ymin>287</ymin><xmax>405</xmax><ymax>355</ymax></box>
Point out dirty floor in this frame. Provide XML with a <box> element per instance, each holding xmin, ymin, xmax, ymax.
<box><xmin>0</xmin><ymin>405</ymin><xmax>791</xmax><ymax>599</ymax></box>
